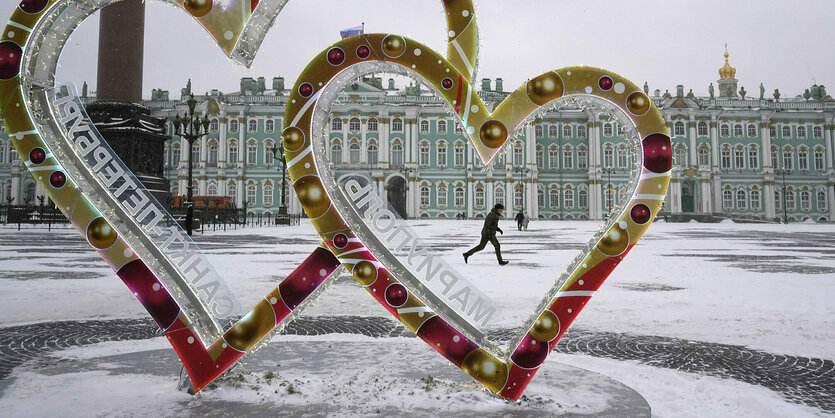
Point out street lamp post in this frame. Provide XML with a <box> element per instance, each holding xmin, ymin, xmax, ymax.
<box><xmin>399</xmin><ymin>166</ymin><xmax>416</xmax><ymax>219</ymax></box>
<box><xmin>603</xmin><ymin>167</ymin><xmax>615</xmax><ymax>213</ymax></box>
<box><xmin>775</xmin><ymin>168</ymin><xmax>791</xmax><ymax>223</ymax></box>
<box><xmin>172</xmin><ymin>94</ymin><xmax>209</xmax><ymax>236</ymax></box>
<box><xmin>514</xmin><ymin>166</ymin><xmax>530</xmax><ymax>212</ymax></box>
<box><xmin>270</xmin><ymin>143</ymin><xmax>288</xmax><ymax>216</ymax></box>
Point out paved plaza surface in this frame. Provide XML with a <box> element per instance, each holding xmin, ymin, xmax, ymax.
<box><xmin>1</xmin><ymin>220</ymin><xmax>833</xmax><ymax>416</ymax></box>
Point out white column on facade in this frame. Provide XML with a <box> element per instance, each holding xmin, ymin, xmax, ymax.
<box><xmin>710</xmin><ymin>117</ymin><xmax>720</xmax><ymax>171</ymax></box>
<box><xmin>341</xmin><ymin>118</ymin><xmax>349</xmax><ymax>163</ymax></box>
<box><xmin>360</xmin><ymin>118</ymin><xmax>368</xmax><ymax>164</ymax></box>
<box><xmin>670</xmin><ymin>173</ymin><xmax>682</xmax><ymax>213</ymax></box>
<box><xmin>505</xmin><ymin>176</ymin><xmax>513</xmax><ymax>212</ymax></box>
<box><xmin>825</xmin><ymin>122</ymin><xmax>834</xmax><ymax>171</ymax></box>
<box><xmin>410</xmin><ymin>117</ymin><xmax>419</xmax><ymax>164</ymax></box>
<box><xmin>198</xmin><ymin>133</ymin><xmax>207</xmax><ymax>195</ymax></box>
<box><xmin>486</xmin><ymin>177</ymin><xmax>494</xmax><ymax>210</ymax></box>
<box><xmin>712</xmin><ymin>173</ymin><xmax>723</xmax><ymax>214</ymax></box>
<box><xmin>688</xmin><ymin>115</ymin><xmax>698</xmax><ymax>166</ymax></box>
<box><xmin>10</xmin><ymin>170</ymin><xmax>20</xmax><ymax>203</ymax></box>
<box><xmin>762</xmin><ymin>117</ymin><xmax>776</xmax><ymax>219</ymax></box>
<box><xmin>765</xmin><ymin>173</ymin><xmax>777</xmax><ymax>219</ymax></box>
<box><xmin>236</xmin><ymin>178</ymin><xmax>244</xmax><ymax>208</ymax></box>
<box><xmin>218</xmin><ymin>112</ymin><xmax>227</xmax><ymax>196</ymax></box>
<box><xmin>700</xmin><ymin>174</ymin><xmax>712</xmax><ymax>213</ymax></box>
<box><xmin>761</xmin><ymin>119</ymin><xmax>772</xmax><ymax>170</ymax></box>
<box><xmin>587</xmin><ymin>117</ymin><xmax>602</xmax><ymax>219</ymax></box>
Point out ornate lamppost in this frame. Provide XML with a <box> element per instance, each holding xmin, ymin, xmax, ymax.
<box><xmin>399</xmin><ymin>166</ymin><xmax>416</xmax><ymax>219</ymax></box>
<box><xmin>172</xmin><ymin>94</ymin><xmax>209</xmax><ymax>235</ymax></box>
<box><xmin>775</xmin><ymin>168</ymin><xmax>791</xmax><ymax>223</ymax></box>
<box><xmin>514</xmin><ymin>166</ymin><xmax>530</xmax><ymax>212</ymax></box>
<box><xmin>603</xmin><ymin>167</ymin><xmax>616</xmax><ymax>212</ymax></box>
<box><xmin>270</xmin><ymin>143</ymin><xmax>288</xmax><ymax>216</ymax></box>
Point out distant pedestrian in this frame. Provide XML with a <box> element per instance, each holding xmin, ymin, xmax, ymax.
<box><xmin>515</xmin><ymin>210</ymin><xmax>524</xmax><ymax>231</ymax></box>
<box><xmin>463</xmin><ymin>203</ymin><xmax>508</xmax><ymax>265</ymax></box>
<box><xmin>522</xmin><ymin>213</ymin><xmax>530</xmax><ymax>230</ymax></box>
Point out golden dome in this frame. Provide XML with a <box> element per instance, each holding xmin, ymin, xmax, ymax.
<box><xmin>719</xmin><ymin>44</ymin><xmax>736</xmax><ymax>80</ymax></box>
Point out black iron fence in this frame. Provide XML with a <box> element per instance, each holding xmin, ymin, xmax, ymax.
<box><xmin>0</xmin><ymin>204</ymin><xmax>70</xmax><ymax>230</ymax></box>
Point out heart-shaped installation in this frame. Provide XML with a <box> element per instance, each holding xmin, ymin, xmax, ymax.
<box><xmin>283</xmin><ymin>34</ymin><xmax>671</xmax><ymax>400</ymax></box>
<box><xmin>0</xmin><ymin>0</ymin><xmax>479</xmax><ymax>391</ymax></box>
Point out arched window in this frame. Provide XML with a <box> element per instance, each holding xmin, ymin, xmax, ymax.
<box><xmin>495</xmin><ymin>187</ymin><xmax>505</xmax><ymax>206</ymax></box>
<box><xmin>563</xmin><ymin>146</ymin><xmax>573</xmax><ymax>170</ymax></box>
<box><xmin>676</xmin><ymin>148</ymin><xmax>688</xmax><ymax>168</ymax></box>
<box><xmin>549</xmin><ymin>188</ymin><xmax>559</xmax><ymax>208</ymax></box>
<box><xmin>817</xmin><ymin>189</ymin><xmax>827</xmax><ymax>211</ymax></box>
<box><xmin>549</xmin><ymin>125</ymin><xmax>558</xmax><ymax>138</ymax></box>
<box><xmin>782</xmin><ymin>125</ymin><xmax>791</xmax><ymax>138</ymax></box>
<box><xmin>577</xmin><ymin>125</ymin><xmax>586</xmax><ymax>138</ymax></box>
<box><xmin>578</xmin><ymin>147</ymin><xmax>588</xmax><ymax>170</ymax></box>
<box><xmin>207</xmin><ymin>183</ymin><xmax>217</xmax><ymax>196</ymax></box>
<box><xmin>171</xmin><ymin>182</ymin><xmax>179</xmax><ymax>196</ymax></box>
<box><xmin>455</xmin><ymin>187</ymin><xmax>465</xmax><ymax>207</ymax></box>
<box><xmin>536</xmin><ymin>146</ymin><xmax>544</xmax><ymax>168</ymax></box>
<box><xmin>437</xmin><ymin>185</ymin><xmax>448</xmax><ymax>207</ymax></box>
<box><xmin>748</xmin><ymin>146</ymin><xmax>759</xmax><ymax>169</ymax></box>
<box><xmin>698</xmin><ymin>147</ymin><xmax>710</xmax><ymax>166</ymax></box>
<box><xmin>562</xmin><ymin>125</ymin><xmax>572</xmax><ymax>138</ymax></box>
<box><xmin>769</xmin><ymin>125</ymin><xmax>776</xmax><ymax>138</ymax></box>
<box><xmin>800</xmin><ymin>190</ymin><xmax>810</xmax><ymax>211</ymax></box>
<box><xmin>228</xmin><ymin>143</ymin><xmax>237</xmax><ymax>163</ymax></box>
<box><xmin>578</xmin><ymin>189</ymin><xmax>588</xmax><ymax>209</ymax></box>
<box><xmin>514</xmin><ymin>186</ymin><xmax>523</xmax><ymax>209</ymax></box>
<box><xmin>513</xmin><ymin>144</ymin><xmax>523</xmax><ymax>165</ymax></box>
<box><xmin>349</xmin><ymin>117</ymin><xmax>361</xmax><ymax>132</ymax></box>
<box><xmin>349</xmin><ymin>142</ymin><xmax>360</xmax><ymax>164</ymax></box>
<box><xmin>331</xmin><ymin>142</ymin><xmax>342</xmax><ymax>164</ymax></box>
<box><xmin>697</xmin><ymin>122</ymin><xmax>708</xmax><ymax>136</ymax></box>
<box><xmin>172</xmin><ymin>144</ymin><xmax>181</xmax><ymax>165</ymax></box>
<box><xmin>246</xmin><ymin>142</ymin><xmax>257</xmax><ymax>164</ymax></box>
<box><xmin>674</xmin><ymin>121</ymin><xmax>685</xmax><ymax>136</ymax></box>
<box><xmin>797</xmin><ymin>126</ymin><xmax>807</xmax><ymax>139</ymax></box>
<box><xmin>603</xmin><ymin>146</ymin><xmax>614</xmax><ymax>168</ymax></box>
<box><xmin>265</xmin><ymin>141</ymin><xmax>275</xmax><ymax>165</ymax></box>
<box><xmin>722</xmin><ymin>189</ymin><xmax>733</xmax><ymax>210</ymax></box>
<box><xmin>23</xmin><ymin>183</ymin><xmax>35</xmax><ymax>203</ymax></box>
<box><xmin>209</xmin><ymin>118</ymin><xmax>219</xmax><ymax>132</ymax></box>
<box><xmin>734</xmin><ymin>147</ymin><xmax>744</xmax><ymax>169</ymax></box>
<box><xmin>475</xmin><ymin>185</ymin><xmax>485</xmax><ymax>208</ymax></box>
<box><xmin>437</xmin><ymin>142</ymin><xmax>447</xmax><ymax>167</ymax></box>
<box><xmin>733</xmin><ymin>124</ymin><xmax>743</xmax><ymax>137</ymax></box>
<box><xmin>736</xmin><ymin>189</ymin><xmax>747</xmax><ymax>210</ymax></box>
<box><xmin>747</xmin><ymin>124</ymin><xmax>757</xmax><ymax>137</ymax></box>
<box><xmin>391</xmin><ymin>143</ymin><xmax>403</xmax><ymax>166</ymax></box>
<box><xmin>750</xmin><ymin>188</ymin><xmax>761</xmax><ymax>211</ymax></box>
<box><xmin>603</xmin><ymin>123</ymin><xmax>613</xmax><ymax>137</ymax></box>
<box><xmin>535</xmin><ymin>125</ymin><xmax>543</xmax><ymax>139</ymax></box>
<box><xmin>332</xmin><ymin>118</ymin><xmax>343</xmax><ymax>131</ymax></box>
<box><xmin>420</xmin><ymin>186</ymin><xmax>430</xmax><ymax>207</ymax></box>
<box><xmin>564</xmin><ymin>188</ymin><xmax>574</xmax><ymax>208</ymax></box>
<box><xmin>367</xmin><ymin>118</ymin><xmax>378</xmax><ymax>131</ymax></box>
<box><xmin>454</xmin><ymin>144</ymin><xmax>465</xmax><ymax>167</ymax></box>
<box><xmin>537</xmin><ymin>189</ymin><xmax>544</xmax><ymax>208</ymax></box>
<box><xmin>367</xmin><ymin>143</ymin><xmax>378</xmax><ymax>165</ymax></box>
<box><xmin>264</xmin><ymin>184</ymin><xmax>274</xmax><ymax>206</ymax></box>
<box><xmin>782</xmin><ymin>147</ymin><xmax>793</xmax><ymax>170</ymax></box>
<box><xmin>548</xmin><ymin>147</ymin><xmax>559</xmax><ymax>170</ymax></box>
<box><xmin>392</xmin><ymin>118</ymin><xmax>403</xmax><ymax>132</ymax></box>
<box><xmin>813</xmin><ymin>126</ymin><xmax>823</xmax><ymax>139</ymax></box>
<box><xmin>771</xmin><ymin>146</ymin><xmax>778</xmax><ymax>169</ymax></box>
<box><xmin>248</xmin><ymin>119</ymin><xmax>257</xmax><ymax>133</ymax></box>
<box><xmin>720</xmin><ymin>124</ymin><xmax>730</xmax><ymax>137</ymax></box>
<box><xmin>229</xmin><ymin>119</ymin><xmax>239</xmax><ymax>133</ymax></box>
<box><xmin>814</xmin><ymin>148</ymin><xmax>825</xmax><ymax>170</ymax></box>
<box><xmin>208</xmin><ymin>143</ymin><xmax>218</xmax><ymax>166</ymax></box>
<box><xmin>721</xmin><ymin>146</ymin><xmax>731</xmax><ymax>169</ymax></box>
<box><xmin>227</xmin><ymin>183</ymin><xmax>237</xmax><ymax>200</ymax></box>
<box><xmin>265</xmin><ymin>119</ymin><xmax>274</xmax><ymax>133</ymax></box>
<box><xmin>191</xmin><ymin>142</ymin><xmax>200</xmax><ymax>163</ymax></box>
<box><xmin>798</xmin><ymin>147</ymin><xmax>808</xmax><ymax>171</ymax></box>
<box><xmin>246</xmin><ymin>183</ymin><xmax>256</xmax><ymax>205</ymax></box>
<box><xmin>785</xmin><ymin>188</ymin><xmax>795</xmax><ymax>211</ymax></box>
<box><xmin>616</xmin><ymin>146</ymin><xmax>628</xmax><ymax>168</ymax></box>
<box><xmin>438</xmin><ymin>120</ymin><xmax>447</xmax><ymax>134</ymax></box>
<box><xmin>419</xmin><ymin>120</ymin><xmax>429</xmax><ymax>134</ymax></box>
<box><xmin>419</xmin><ymin>142</ymin><xmax>430</xmax><ymax>166</ymax></box>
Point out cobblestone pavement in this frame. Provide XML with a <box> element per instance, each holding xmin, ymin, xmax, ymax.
<box><xmin>0</xmin><ymin>318</ymin><xmax>832</xmax><ymax>413</ymax></box>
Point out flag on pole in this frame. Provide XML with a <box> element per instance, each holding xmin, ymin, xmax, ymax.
<box><xmin>340</xmin><ymin>25</ymin><xmax>364</xmax><ymax>39</ymax></box>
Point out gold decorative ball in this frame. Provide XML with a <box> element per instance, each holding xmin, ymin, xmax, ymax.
<box><xmin>294</xmin><ymin>176</ymin><xmax>330</xmax><ymax>218</ymax></box>
<box><xmin>352</xmin><ymin>260</ymin><xmax>378</xmax><ymax>286</ymax></box>
<box><xmin>461</xmin><ymin>348</ymin><xmax>509</xmax><ymax>393</ymax></box>
<box><xmin>381</xmin><ymin>35</ymin><xmax>407</xmax><ymax>58</ymax></box>
<box><xmin>530</xmin><ymin>310</ymin><xmax>560</xmax><ymax>342</ymax></box>
<box><xmin>478</xmin><ymin>120</ymin><xmax>508</xmax><ymax>149</ymax></box>
<box><xmin>86</xmin><ymin>217</ymin><xmax>117</xmax><ymax>249</ymax></box>
<box><xmin>597</xmin><ymin>223</ymin><xmax>630</xmax><ymax>256</ymax></box>
<box><xmin>184</xmin><ymin>0</ymin><xmax>212</xmax><ymax>17</ymax></box>
<box><xmin>282</xmin><ymin>126</ymin><xmax>305</xmax><ymax>152</ymax></box>
<box><xmin>223</xmin><ymin>300</ymin><xmax>275</xmax><ymax>352</ymax></box>
<box><xmin>526</xmin><ymin>71</ymin><xmax>564</xmax><ymax>106</ymax></box>
<box><xmin>626</xmin><ymin>91</ymin><xmax>650</xmax><ymax>115</ymax></box>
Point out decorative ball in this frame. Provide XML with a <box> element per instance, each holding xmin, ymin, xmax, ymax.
<box><xmin>118</xmin><ymin>260</ymin><xmax>180</xmax><ymax>330</ymax></box>
<box><xmin>282</xmin><ymin>126</ymin><xmax>305</xmax><ymax>151</ymax></box>
<box><xmin>356</xmin><ymin>45</ymin><xmax>371</xmax><ymax>59</ymax></box>
<box><xmin>29</xmin><ymin>148</ymin><xmax>46</xmax><ymax>165</ymax></box>
<box><xmin>332</xmin><ymin>233</ymin><xmax>348</xmax><ymax>249</ymax></box>
<box><xmin>461</xmin><ymin>348</ymin><xmax>509</xmax><ymax>392</ymax></box>
<box><xmin>526</xmin><ymin>71</ymin><xmax>564</xmax><ymax>106</ymax></box>
<box><xmin>49</xmin><ymin>171</ymin><xmax>66</xmax><ymax>188</ymax></box>
<box><xmin>298</xmin><ymin>82</ymin><xmax>314</xmax><ymax>98</ymax></box>
<box><xmin>441</xmin><ymin>78</ymin><xmax>454</xmax><ymax>90</ymax></box>
<box><xmin>381</xmin><ymin>35</ymin><xmax>406</xmax><ymax>58</ymax></box>
<box><xmin>384</xmin><ymin>283</ymin><xmax>408</xmax><ymax>307</ymax></box>
<box><xmin>18</xmin><ymin>0</ymin><xmax>49</xmax><ymax>14</ymax></box>
<box><xmin>352</xmin><ymin>260</ymin><xmax>377</xmax><ymax>286</ymax></box>
<box><xmin>597</xmin><ymin>222</ymin><xmax>630</xmax><ymax>257</ymax></box>
<box><xmin>223</xmin><ymin>300</ymin><xmax>275</xmax><ymax>352</ymax></box>
<box><xmin>626</xmin><ymin>91</ymin><xmax>651</xmax><ymax>115</ymax></box>
<box><xmin>416</xmin><ymin>316</ymin><xmax>476</xmax><ymax>364</ymax></box>
<box><xmin>87</xmin><ymin>217</ymin><xmax>118</xmax><ymax>249</ymax></box>
<box><xmin>478</xmin><ymin>120</ymin><xmax>508</xmax><ymax>149</ymax></box>
<box><xmin>530</xmin><ymin>310</ymin><xmax>560</xmax><ymax>342</ymax></box>
<box><xmin>598</xmin><ymin>76</ymin><xmax>614</xmax><ymax>91</ymax></box>
<box><xmin>510</xmin><ymin>334</ymin><xmax>549</xmax><ymax>369</ymax></box>
<box><xmin>294</xmin><ymin>176</ymin><xmax>329</xmax><ymax>218</ymax></box>
<box><xmin>0</xmin><ymin>41</ymin><xmax>22</xmax><ymax>81</ymax></box>
<box><xmin>642</xmin><ymin>133</ymin><xmax>672</xmax><ymax>173</ymax></box>
<box><xmin>184</xmin><ymin>0</ymin><xmax>213</xmax><ymax>17</ymax></box>
<box><xmin>630</xmin><ymin>203</ymin><xmax>652</xmax><ymax>224</ymax></box>
<box><xmin>326</xmin><ymin>47</ymin><xmax>345</xmax><ymax>66</ymax></box>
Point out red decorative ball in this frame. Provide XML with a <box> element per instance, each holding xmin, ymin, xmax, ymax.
<box><xmin>642</xmin><ymin>133</ymin><xmax>672</xmax><ymax>173</ymax></box>
<box><xmin>333</xmin><ymin>233</ymin><xmax>348</xmax><ymax>249</ymax></box>
<box><xmin>356</xmin><ymin>45</ymin><xmax>370</xmax><ymax>59</ymax></box>
<box><xmin>18</xmin><ymin>0</ymin><xmax>48</xmax><ymax>14</ymax></box>
<box><xmin>49</xmin><ymin>171</ymin><xmax>66</xmax><ymax>188</ymax></box>
<box><xmin>0</xmin><ymin>41</ymin><xmax>22</xmax><ymax>81</ymax></box>
<box><xmin>631</xmin><ymin>203</ymin><xmax>651</xmax><ymax>224</ymax></box>
<box><xmin>29</xmin><ymin>148</ymin><xmax>46</xmax><ymax>165</ymax></box>
<box><xmin>510</xmin><ymin>334</ymin><xmax>549</xmax><ymax>369</ymax></box>
<box><xmin>298</xmin><ymin>83</ymin><xmax>314</xmax><ymax>98</ymax></box>
<box><xmin>441</xmin><ymin>78</ymin><xmax>453</xmax><ymax>90</ymax></box>
<box><xmin>598</xmin><ymin>76</ymin><xmax>613</xmax><ymax>91</ymax></box>
<box><xmin>327</xmin><ymin>47</ymin><xmax>345</xmax><ymax>66</ymax></box>
<box><xmin>384</xmin><ymin>283</ymin><xmax>408</xmax><ymax>307</ymax></box>
<box><xmin>416</xmin><ymin>316</ymin><xmax>477</xmax><ymax>365</ymax></box>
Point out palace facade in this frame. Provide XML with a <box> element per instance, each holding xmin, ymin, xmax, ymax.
<box><xmin>2</xmin><ymin>51</ymin><xmax>834</xmax><ymax>222</ymax></box>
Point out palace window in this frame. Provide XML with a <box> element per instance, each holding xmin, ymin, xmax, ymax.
<box><xmin>228</xmin><ymin>143</ymin><xmax>237</xmax><ymax>163</ymax></box>
<box><xmin>603</xmin><ymin>147</ymin><xmax>614</xmax><ymax>168</ymax></box>
<box><xmin>349</xmin><ymin>118</ymin><xmax>361</xmax><ymax>132</ymax></box>
<box><xmin>751</xmin><ymin>189</ymin><xmax>761</xmax><ymax>211</ymax></box>
<box><xmin>392</xmin><ymin>118</ymin><xmax>403</xmax><ymax>131</ymax></box>
<box><xmin>455</xmin><ymin>187</ymin><xmax>465</xmax><ymax>207</ymax></box>
<box><xmin>698</xmin><ymin>122</ymin><xmax>708</xmax><ymax>136</ymax></box>
<box><xmin>813</xmin><ymin>126</ymin><xmax>823</xmax><ymax>139</ymax></box>
<box><xmin>550</xmin><ymin>189</ymin><xmax>559</xmax><ymax>208</ymax></box>
<box><xmin>814</xmin><ymin>149</ymin><xmax>825</xmax><ymax>171</ymax></box>
<box><xmin>674</xmin><ymin>122</ymin><xmax>685</xmax><ymax>137</ymax></box>
<box><xmin>798</xmin><ymin>148</ymin><xmax>808</xmax><ymax>171</ymax></box>
<box><xmin>786</xmin><ymin>189</ymin><xmax>795</xmax><ymax>211</ymax></box>
<box><xmin>698</xmin><ymin>148</ymin><xmax>710</xmax><ymax>166</ymax></box>
<box><xmin>676</xmin><ymin>148</ymin><xmax>687</xmax><ymax>168</ymax></box>
<box><xmin>535</xmin><ymin>125</ymin><xmax>543</xmax><ymax>139</ymax></box>
<box><xmin>367</xmin><ymin>118</ymin><xmax>378</xmax><ymax>131</ymax></box>
<box><xmin>563</xmin><ymin>147</ymin><xmax>573</xmax><ymax>170</ymax></box>
<box><xmin>720</xmin><ymin>124</ymin><xmax>730</xmax><ymax>137</ymax></box>
<box><xmin>513</xmin><ymin>145</ymin><xmax>523</xmax><ymax>166</ymax></box>
<box><xmin>265</xmin><ymin>120</ymin><xmax>274</xmax><ymax>133</ymax></box>
<box><xmin>783</xmin><ymin>148</ymin><xmax>793</xmax><ymax>170</ymax></box>
<box><xmin>419</xmin><ymin>120</ymin><xmax>429</xmax><ymax>134</ymax></box>
<box><xmin>577</xmin><ymin>125</ymin><xmax>587</xmax><ymax>138</ymax></box>
<box><xmin>349</xmin><ymin>143</ymin><xmax>360</xmax><ymax>164</ymax></box>
<box><xmin>246</xmin><ymin>183</ymin><xmax>256</xmax><ymax>205</ymax></box>
<box><xmin>548</xmin><ymin>148</ymin><xmax>559</xmax><ymax>170</ymax></box>
<box><xmin>437</xmin><ymin>185</ymin><xmax>447</xmax><ymax>207</ymax></box>
<box><xmin>747</xmin><ymin>124</ymin><xmax>757</xmax><ymax>137</ymax></box>
<box><xmin>420</xmin><ymin>186</ymin><xmax>430</xmax><ymax>207</ymax></box>
<box><xmin>191</xmin><ymin>143</ymin><xmax>200</xmax><ymax>163</ymax></box>
<box><xmin>454</xmin><ymin>145</ymin><xmax>465</xmax><ymax>167</ymax></box>
<box><xmin>437</xmin><ymin>142</ymin><xmax>447</xmax><ymax>167</ymax></box>
<box><xmin>248</xmin><ymin>119</ymin><xmax>257</xmax><ymax>133</ymax></box>
<box><xmin>771</xmin><ymin>146</ymin><xmax>778</xmax><ymax>169</ymax></box>
<box><xmin>736</xmin><ymin>190</ymin><xmax>747</xmax><ymax>210</ymax></box>
<box><xmin>367</xmin><ymin>144</ymin><xmax>378</xmax><ymax>165</ymax></box>
<box><xmin>800</xmin><ymin>190</ymin><xmax>810</xmax><ymax>211</ymax></box>
<box><xmin>722</xmin><ymin>189</ymin><xmax>733</xmax><ymax>211</ymax></box>
<box><xmin>769</xmin><ymin>125</ymin><xmax>776</xmax><ymax>138</ymax></box>
<box><xmin>227</xmin><ymin>184</ymin><xmax>236</xmax><ymax>200</ymax></box>
<box><xmin>455</xmin><ymin>123</ymin><xmax>463</xmax><ymax>134</ymax></box>
<box><xmin>419</xmin><ymin>143</ymin><xmax>430</xmax><ymax>166</ymax></box>
<box><xmin>564</xmin><ymin>188</ymin><xmax>574</xmax><ymax>208</ymax></box>
<box><xmin>391</xmin><ymin>143</ymin><xmax>403</xmax><ymax>166</ymax></box>
<box><xmin>229</xmin><ymin>119</ymin><xmax>239</xmax><ymax>133</ymax></box>
<box><xmin>578</xmin><ymin>147</ymin><xmax>588</xmax><ymax>170</ymax></box>
<box><xmin>247</xmin><ymin>143</ymin><xmax>257</xmax><ymax>164</ymax></box>
<box><xmin>603</xmin><ymin>123</ymin><xmax>613</xmax><ymax>137</ymax></box>
<box><xmin>721</xmin><ymin>148</ymin><xmax>731</xmax><ymax>169</ymax></box>
<box><xmin>331</xmin><ymin>143</ymin><xmax>342</xmax><ymax>164</ymax></box>
<box><xmin>549</xmin><ymin>125</ymin><xmax>558</xmax><ymax>138</ymax></box>
<box><xmin>536</xmin><ymin>146</ymin><xmax>544</xmax><ymax>168</ymax></box>
<box><xmin>475</xmin><ymin>186</ymin><xmax>485</xmax><ymax>208</ymax></box>
<box><xmin>208</xmin><ymin>144</ymin><xmax>218</xmax><ymax>166</ymax></box>
<box><xmin>207</xmin><ymin>183</ymin><xmax>217</xmax><ymax>196</ymax></box>
<box><xmin>579</xmin><ymin>189</ymin><xmax>588</xmax><ymax>209</ymax></box>
<box><xmin>782</xmin><ymin>126</ymin><xmax>791</xmax><ymax>138</ymax></box>
<box><xmin>514</xmin><ymin>186</ymin><xmax>523</xmax><ymax>209</ymax></box>
<box><xmin>209</xmin><ymin>119</ymin><xmax>219</xmax><ymax>132</ymax></box>
<box><xmin>605</xmin><ymin>187</ymin><xmax>614</xmax><ymax>209</ymax></box>
<box><xmin>332</xmin><ymin>118</ymin><xmax>342</xmax><ymax>131</ymax></box>
<box><xmin>734</xmin><ymin>147</ymin><xmax>744</xmax><ymax>169</ymax></box>
<box><xmin>265</xmin><ymin>143</ymin><xmax>274</xmax><ymax>165</ymax></box>
<box><xmin>748</xmin><ymin>146</ymin><xmax>759</xmax><ymax>169</ymax></box>
<box><xmin>495</xmin><ymin>187</ymin><xmax>505</xmax><ymax>206</ymax></box>
<box><xmin>264</xmin><ymin>184</ymin><xmax>273</xmax><ymax>206</ymax></box>
<box><xmin>562</xmin><ymin>125</ymin><xmax>572</xmax><ymax>138</ymax></box>
<box><xmin>172</xmin><ymin>145</ymin><xmax>181</xmax><ymax>165</ymax></box>
<box><xmin>538</xmin><ymin>189</ymin><xmax>544</xmax><ymax>209</ymax></box>
<box><xmin>797</xmin><ymin>126</ymin><xmax>807</xmax><ymax>139</ymax></box>
<box><xmin>438</xmin><ymin>120</ymin><xmax>447</xmax><ymax>134</ymax></box>
<box><xmin>818</xmin><ymin>190</ymin><xmax>827</xmax><ymax>211</ymax></box>
<box><xmin>734</xmin><ymin>124</ymin><xmax>743</xmax><ymax>137</ymax></box>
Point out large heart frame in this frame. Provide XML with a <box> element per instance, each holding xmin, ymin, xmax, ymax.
<box><xmin>0</xmin><ymin>0</ymin><xmax>479</xmax><ymax>392</ymax></box>
<box><xmin>284</xmin><ymin>34</ymin><xmax>671</xmax><ymax>399</ymax></box>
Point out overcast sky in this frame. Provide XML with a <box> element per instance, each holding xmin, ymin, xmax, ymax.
<box><xmin>53</xmin><ymin>0</ymin><xmax>835</xmax><ymax>99</ymax></box>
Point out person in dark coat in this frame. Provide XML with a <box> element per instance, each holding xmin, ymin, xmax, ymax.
<box><xmin>463</xmin><ymin>203</ymin><xmax>508</xmax><ymax>265</ymax></box>
<box><xmin>515</xmin><ymin>210</ymin><xmax>524</xmax><ymax>231</ymax></box>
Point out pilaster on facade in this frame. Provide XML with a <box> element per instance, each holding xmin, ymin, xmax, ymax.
<box><xmin>688</xmin><ymin>114</ymin><xmax>698</xmax><ymax>166</ymax></box>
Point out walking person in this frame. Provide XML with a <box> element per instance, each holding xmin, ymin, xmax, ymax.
<box><xmin>515</xmin><ymin>210</ymin><xmax>524</xmax><ymax>231</ymax></box>
<box><xmin>463</xmin><ymin>203</ymin><xmax>509</xmax><ymax>265</ymax></box>
<box><xmin>522</xmin><ymin>213</ymin><xmax>530</xmax><ymax>231</ymax></box>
